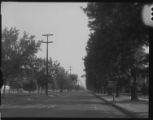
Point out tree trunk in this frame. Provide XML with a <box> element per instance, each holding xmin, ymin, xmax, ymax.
<box><xmin>104</xmin><ymin>86</ymin><xmax>106</xmax><ymax>94</ymax></box>
<box><xmin>37</xmin><ymin>87</ymin><xmax>39</xmax><ymax>94</ymax></box>
<box><xmin>97</xmin><ymin>86</ymin><xmax>99</xmax><ymax>93</ymax></box>
<box><xmin>115</xmin><ymin>86</ymin><xmax>120</xmax><ymax>97</ymax></box>
<box><xmin>107</xmin><ymin>88</ymin><xmax>112</xmax><ymax>95</ymax></box>
<box><xmin>142</xmin><ymin>83</ymin><xmax>148</xmax><ymax>95</ymax></box>
<box><xmin>131</xmin><ymin>68</ymin><xmax>138</xmax><ymax>101</ymax></box>
<box><xmin>131</xmin><ymin>82</ymin><xmax>138</xmax><ymax>100</ymax></box>
<box><xmin>2</xmin><ymin>79</ymin><xmax>6</xmax><ymax>97</ymax></box>
<box><xmin>2</xmin><ymin>84</ymin><xmax>6</xmax><ymax>97</ymax></box>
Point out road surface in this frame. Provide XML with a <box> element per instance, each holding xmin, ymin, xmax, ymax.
<box><xmin>1</xmin><ymin>91</ymin><xmax>130</xmax><ymax>118</ymax></box>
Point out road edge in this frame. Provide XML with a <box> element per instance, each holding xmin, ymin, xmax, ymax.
<box><xmin>91</xmin><ymin>92</ymin><xmax>141</xmax><ymax>118</ymax></box>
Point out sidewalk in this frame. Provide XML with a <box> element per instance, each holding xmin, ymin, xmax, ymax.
<box><xmin>95</xmin><ymin>93</ymin><xmax>149</xmax><ymax>118</ymax></box>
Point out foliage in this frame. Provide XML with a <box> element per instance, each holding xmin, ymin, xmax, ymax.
<box><xmin>9</xmin><ymin>78</ymin><xmax>22</xmax><ymax>90</ymax></box>
<box><xmin>2</xmin><ymin>27</ymin><xmax>41</xmax><ymax>93</ymax></box>
<box><xmin>2</xmin><ymin>27</ymin><xmax>79</xmax><ymax>94</ymax></box>
<box><xmin>69</xmin><ymin>74</ymin><xmax>78</xmax><ymax>85</ymax></box>
<box><xmin>55</xmin><ymin>67</ymin><xmax>78</xmax><ymax>91</ymax></box>
<box><xmin>83</xmin><ymin>2</ymin><xmax>149</xmax><ymax>99</ymax></box>
<box><xmin>56</xmin><ymin>67</ymin><xmax>68</xmax><ymax>90</ymax></box>
<box><xmin>2</xmin><ymin>28</ymin><xmax>40</xmax><ymax>86</ymax></box>
<box><xmin>22</xmin><ymin>79</ymin><xmax>37</xmax><ymax>92</ymax></box>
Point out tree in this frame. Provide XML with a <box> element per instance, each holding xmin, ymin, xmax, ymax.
<box><xmin>56</xmin><ymin>67</ymin><xmax>67</xmax><ymax>92</ymax></box>
<box><xmin>69</xmin><ymin>74</ymin><xmax>78</xmax><ymax>88</ymax></box>
<box><xmin>55</xmin><ymin>66</ymin><xmax>79</xmax><ymax>91</ymax></box>
<box><xmin>2</xmin><ymin>27</ymin><xmax>20</xmax><ymax>95</ymax></box>
<box><xmin>36</xmin><ymin>70</ymin><xmax>46</xmax><ymax>93</ymax></box>
<box><xmin>31</xmin><ymin>57</ymin><xmax>46</xmax><ymax>93</ymax></box>
<box><xmin>22</xmin><ymin>79</ymin><xmax>37</xmax><ymax>93</ymax></box>
<box><xmin>49</xmin><ymin>59</ymin><xmax>60</xmax><ymax>89</ymax></box>
<box><xmin>35</xmin><ymin>57</ymin><xmax>60</xmax><ymax>92</ymax></box>
<box><xmin>83</xmin><ymin>3</ymin><xmax>149</xmax><ymax>100</ymax></box>
<box><xmin>9</xmin><ymin>76</ymin><xmax>23</xmax><ymax>92</ymax></box>
<box><xmin>2</xmin><ymin>27</ymin><xmax>41</xmax><ymax>95</ymax></box>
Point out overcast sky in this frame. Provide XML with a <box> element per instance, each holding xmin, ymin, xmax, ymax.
<box><xmin>2</xmin><ymin>2</ymin><xmax>90</xmax><ymax>88</ymax></box>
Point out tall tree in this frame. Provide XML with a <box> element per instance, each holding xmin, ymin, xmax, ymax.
<box><xmin>2</xmin><ymin>27</ymin><xmax>41</xmax><ymax>95</ymax></box>
<box><xmin>83</xmin><ymin>3</ymin><xmax>149</xmax><ymax>100</ymax></box>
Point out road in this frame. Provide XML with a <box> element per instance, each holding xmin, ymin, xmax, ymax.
<box><xmin>1</xmin><ymin>90</ymin><xmax>130</xmax><ymax>118</ymax></box>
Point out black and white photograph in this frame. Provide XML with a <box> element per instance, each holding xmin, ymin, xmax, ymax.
<box><xmin>1</xmin><ymin>2</ymin><xmax>151</xmax><ymax>118</ymax></box>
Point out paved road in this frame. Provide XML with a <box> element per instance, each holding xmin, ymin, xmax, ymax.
<box><xmin>1</xmin><ymin>91</ymin><xmax>130</xmax><ymax>118</ymax></box>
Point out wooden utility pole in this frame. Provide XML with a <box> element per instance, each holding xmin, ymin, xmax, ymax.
<box><xmin>69</xmin><ymin>66</ymin><xmax>72</xmax><ymax>75</ymax></box>
<box><xmin>42</xmin><ymin>34</ymin><xmax>53</xmax><ymax>96</ymax></box>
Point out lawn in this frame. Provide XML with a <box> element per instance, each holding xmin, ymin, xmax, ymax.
<box><xmin>1</xmin><ymin>92</ymin><xmax>63</xmax><ymax>106</ymax></box>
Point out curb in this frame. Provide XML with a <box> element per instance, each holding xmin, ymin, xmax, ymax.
<box><xmin>92</xmin><ymin>92</ymin><xmax>141</xmax><ymax>118</ymax></box>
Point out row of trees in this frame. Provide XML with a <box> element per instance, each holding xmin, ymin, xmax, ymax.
<box><xmin>1</xmin><ymin>27</ymin><xmax>80</xmax><ymax>96</ymax></box>
<box><xmin>83</xmin><ymin>2</ymin><xmax>149</xmax><ymax>100</ymax></box>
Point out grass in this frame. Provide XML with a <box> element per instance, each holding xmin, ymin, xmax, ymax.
<box><xmin>1</xmin><ymin>93</ymin><xmax>58</xmax><ymax>106</ymax></box>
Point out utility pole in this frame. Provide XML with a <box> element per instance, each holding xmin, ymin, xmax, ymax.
<box><xmin>69</xmin><ymin>66</ymin><xmax>72</xmax><ymax>75</ymax></box>
<box><xmin>42</xmin><ymin>34</ymin><xmax>53</xmax><ymax>96</ymax></box>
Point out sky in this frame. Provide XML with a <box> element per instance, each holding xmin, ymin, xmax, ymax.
<box><xmin>2</xmin><ymin>2</ymin><xmax>90</xmax><ymax>88</ymax></box>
